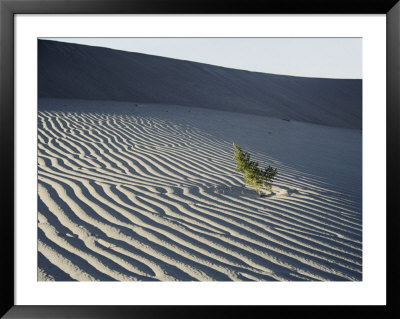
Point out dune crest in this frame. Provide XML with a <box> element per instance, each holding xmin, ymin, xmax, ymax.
<box><xmin>38</xmin><ymin>39</ymin><xmax>362</xmax><ymax>129</ymax></box>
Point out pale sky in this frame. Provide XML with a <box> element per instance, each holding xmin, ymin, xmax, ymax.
<box><xmin>44</xmin><ymin>38</ymin><xmax>362</xmax><ymax>79</ymax></box>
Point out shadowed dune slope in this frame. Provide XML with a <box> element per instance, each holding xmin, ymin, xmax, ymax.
<box><xmin>38</xmin><ymin>40</ymin><xmax>362</xmax><ymax>129</ymax></box>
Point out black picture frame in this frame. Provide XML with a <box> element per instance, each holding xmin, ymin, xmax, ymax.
<box><xmin>1</xmin><ymin>0</ymin><xmax>399</xmax><ymax>318</ymax></box>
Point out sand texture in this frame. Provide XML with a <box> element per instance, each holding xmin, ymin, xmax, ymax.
<box><xmin>38</xmin><ymin>99</ymin><xmax>362</xmax><ymax>281</ymax></box>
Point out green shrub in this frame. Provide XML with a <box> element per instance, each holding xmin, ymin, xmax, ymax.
<box><xmin>233</xmin><ymin>142</ymin><xmax>277</xmax><ymax>196</ymax></box>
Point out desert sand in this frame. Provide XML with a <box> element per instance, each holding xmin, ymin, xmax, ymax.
<box><xmin>37</xmin><ymin>98</ymin><xmax>362</xmax><ymax>281</ymax></box>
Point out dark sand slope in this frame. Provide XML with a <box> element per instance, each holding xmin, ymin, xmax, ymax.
<box><xmin>38</xmin><ymin>40</ymin><xmax>362</xmax><ymax>129</ymax></box>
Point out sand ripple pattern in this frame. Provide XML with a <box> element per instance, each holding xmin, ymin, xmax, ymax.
<box><xmin>38</xmin><ymin>105</ymin><xmax>362</xmax><ymax>281</ymax></box>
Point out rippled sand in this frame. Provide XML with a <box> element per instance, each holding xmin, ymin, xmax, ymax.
<box><xmin>37</xmin><ymin>98</ymin><xmax>362</xmax><ymax>281</ymax></box>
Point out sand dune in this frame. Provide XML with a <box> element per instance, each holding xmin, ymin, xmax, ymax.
<box><xmin>38</xmin><ymin>40</ymin><xmax>362</xmax><ymax>129</ymax></box>
<box><xmin>38</xmin><ymin>98</ymin><xmax>362</xmax><ymax>281</ymax></box>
